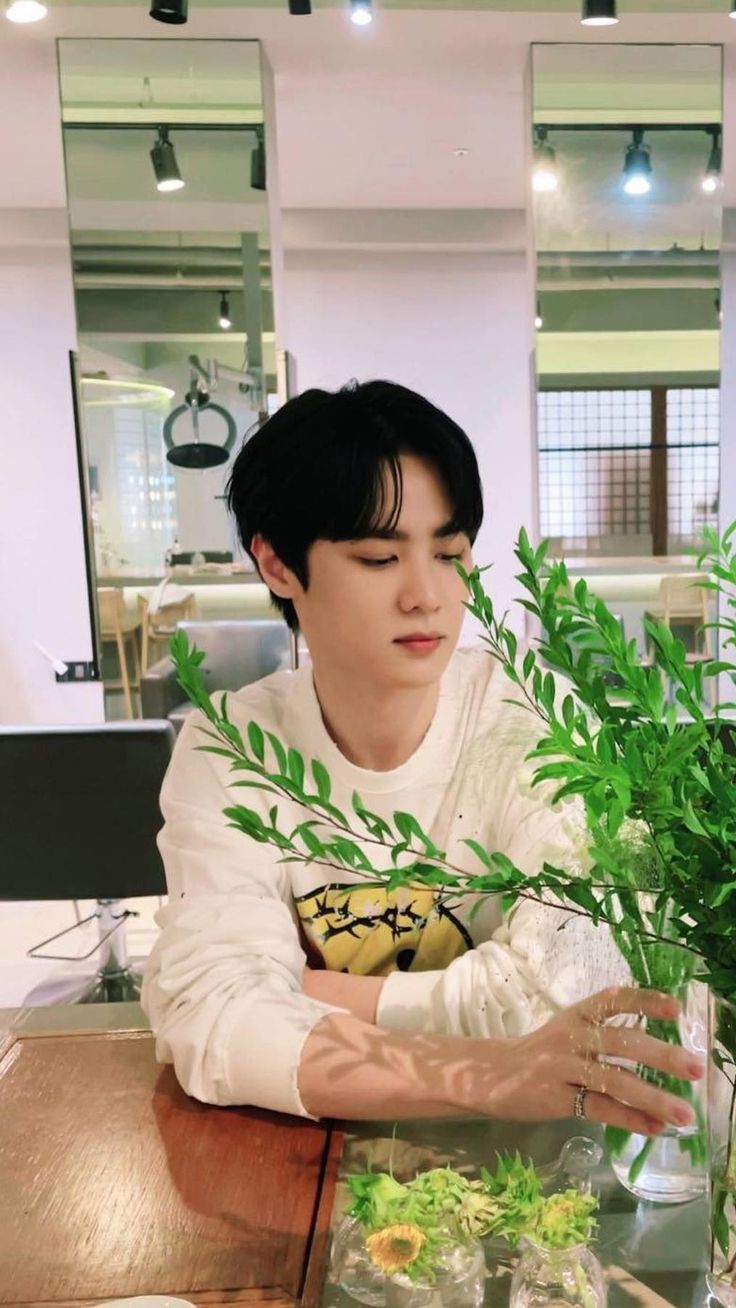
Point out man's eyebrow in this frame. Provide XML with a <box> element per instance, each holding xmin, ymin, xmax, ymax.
<box><xmin>352</xmin><ymin>522</ymin><xmax>463</xmax><ymax>542</ymax></box>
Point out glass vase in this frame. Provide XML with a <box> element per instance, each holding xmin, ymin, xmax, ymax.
<box><xmin>606</xmin><ymin>951</ymin><xmax>707</xmax><ymax>1204</ymax></box>
<box><xmin>509</xmin><ymin>1238</ymin><xmax>607</xmax><ymax>1308</ymax></box>
<box><xmin>331</xmin><ymin>1216</ymin><xmax>485</xmax><ymax>1308</ymax></box>
<box><xmin>707</xmin><ymin>990</ymin><xmax>736</xmax><ymax>1308</ymax></box>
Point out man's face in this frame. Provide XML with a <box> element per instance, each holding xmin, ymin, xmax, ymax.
<box><xmin>294</xmin><ymin>454</ymin><xmax>472</xmax><ymax>689</ymax></box>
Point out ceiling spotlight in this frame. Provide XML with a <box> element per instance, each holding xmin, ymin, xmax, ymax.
<box><xmin>150</xmin><ymin>0</ymin><xmax>187</xmax><ymax>20</ymax></box>
<box><xmin>702</xmin><ymin>130</ymin><xmax>722</xmax><ymax>193</ymax></box>
<box><xmin>532</xmin><ymin>128</ymin><xmax>559</xmax><ymax>194</ymax></box>
<box><xmin>5</xmin><ymin>0</ymin><xmax>48</xmax><ymax>20</ymax></box>
<box><xmin>535</xmin><ymin>302</ymin><xmax>543</xmax><ymax>330</ymax></box>
<box><xmin>151</xmin><ymin>127</ymin><xmax>185</xmax><ymax>193</ymax></box>
<box><xmin>350</xmin><ymin>0</ymin><xmax>373</xmax><ymax>24</ymax></box>
<box><xmin>288</xmin><ymin>0</ymin><xmax>311</xmax><ymax>11</ymax></box>
<box><xmin>623</xmin><ymin>129</ymin><xmax>652</xmax><ymax>196</ymax></box>
<box><xmin>218</xmin><ymin>292</ymin><xmax>232</xmax><ymax>331</ymax></box>
<box><xmin>250</xmin><ymin>128</ymin><xmax>266</xmax><ymax>191</ymax></box>
<box><xmin>581</xmin><ymin>0</ymin><xmax>618</xmax><ymax>24</ymax></box>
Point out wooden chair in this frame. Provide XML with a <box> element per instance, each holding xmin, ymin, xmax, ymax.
<box><xmin>97</xmin><ymin>588</ymin><xmax>142</xmax><ymax>719</ymax></box>
<box><xmin>138</xmin><ymin>592</ymin><xmax>196</xmax><ymax>673</ymax></box>
<box><xmin>645</xmin><ymin>574</ymin><xmax>713</xmax><ymax>709</ymax></box>
<box><xmin>645</xmin><ymin>574</ymin><xmax>712</xmax><ymax>657</ymax></box>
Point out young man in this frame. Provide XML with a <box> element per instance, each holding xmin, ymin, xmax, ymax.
<box><xmin>142</xmin><ymin>381</ymin><xmax>703</xmax><ymax>1131</ymax></box>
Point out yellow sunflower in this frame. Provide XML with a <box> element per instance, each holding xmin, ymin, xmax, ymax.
<box><xmin>365</xmin><ymin>1223</ymin><xmax>426</xmax><ymax>1274</ymax></box>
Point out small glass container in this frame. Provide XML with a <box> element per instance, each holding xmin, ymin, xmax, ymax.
<box><xmin>509</xmin><ymin>1238</ymin><xmax>607</xmax><ymax>1308</ymax></box>
<box><xmin>331</xmin><ymin>1216</ymin><xmax>485</xmax><ymax>1308</ymax></box>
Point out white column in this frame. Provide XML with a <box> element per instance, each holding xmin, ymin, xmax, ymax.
<box><xmin>0</xmin><ymin>37</ymin><xmax>103</xmax><ymax>723</ymax></box>
<box><xmin>282</xmin><ymin>237</ymin><xmax>536</xmax><ymax>634</ymax></box>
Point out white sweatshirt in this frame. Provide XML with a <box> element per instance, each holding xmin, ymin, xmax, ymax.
<box><xmin>142</xmin><ymin>646</ymin><xmax>628</xmax><ymax>1117</ymax></box>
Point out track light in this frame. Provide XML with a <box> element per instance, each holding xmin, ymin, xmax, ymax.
<box><xmin>533</xmin><ymin>128</ymin><xmax>559</xmax><ymax>194</ymax></box>
<box><xmin>5</xmin><ymin>0</ymin><xmax>47</xmax><ymax>20</ymax></box>
<box><xmin>623</xmin><ymin>129</ymin><xmax>652</xmax><ymax>196</ymax></box>
<box><xmin>288</xmin><ymin>0</ymin><xmax>311</xmax><ymax>12</ymax></box>
<box><xmin>350</xmin><ymin>0</ymin><xmax>373</xmax><ymax>24</ymax></box>
<box><xmin>150</xmin><ymin>0</ymin><xmax>187</xmax><ymax>20</ymax></box>
<box><xmin>250</xmin><ymin>128</ymin><xmax>266</xmax><ymax>191</ymax></box>
<box><xmin>580</xmin><ymin>0</ymin><xmax>618</xmax><ymax>24</ymax></box>
<box><xmin>535</xmin><ymin>302</ymin><xmax>543</xmax><ymax>331</ymax></box>
<box><xmin>702</xmin><ymin>130</ymin><xmax>722</xmax><ymax>193</ymax></box>
<box><xmin>218</xmin><ymin>292</ymin><xmax>232</xmax><ymax>331</ymax></box>
<box><xmin>150</xmin><ymin>127</ymin><xmax>185</xmax><ymax>193</ymax></box>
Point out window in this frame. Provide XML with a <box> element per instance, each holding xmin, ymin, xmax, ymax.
<box><xmin>537</xmin><ymin>386</ymin><xmax>719</xmax><ymax>556</ymax></box>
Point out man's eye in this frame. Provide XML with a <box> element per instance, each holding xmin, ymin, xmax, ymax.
<box><xmin>438</xmin><ymin>552</ymin><xmax>464</xmax><ymax>562</ymax></box>
<box><xmin>357</xmin><ymin>556</ymin><xmax>396</xmax><ymax>567</ymax></box>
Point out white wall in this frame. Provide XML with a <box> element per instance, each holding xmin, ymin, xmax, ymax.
<box><xmin>282</xmin><ymin>245</ymin><xmax>536</xmax><ymax>631</ymax></box>
<box><xmin>0</xmin><ymin>38</ymin><xmax>103</xmax><ymax>724</ymax></box>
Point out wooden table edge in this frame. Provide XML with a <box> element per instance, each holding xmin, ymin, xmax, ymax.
<box><xmin>300</xmin><ymin>1123</ymin><xmax>346</xmax><ymax>1308</ymax></box>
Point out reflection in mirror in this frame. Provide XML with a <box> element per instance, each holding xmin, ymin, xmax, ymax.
<box><xmin>58</xmin><ymin>40</ymin><xmax>277</xmax><ymax>716</ymax></box>
<box><xmin>532</xmin><ymin>44</ymin><xmax>722</xmax><ymax>562</ymax></box>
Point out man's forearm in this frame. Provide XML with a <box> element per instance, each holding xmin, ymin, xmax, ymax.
<box><xmin>296</xmin><ymin>988</ymin><xmax>705</xmax><ymax>1137</ymax></box>
<box><xmin>297</xmin><ymin>1011</ymin><xmax>478</xmax><ymax>1119</ymax></box>
<box><xmin>302</xmin><ymin>966</ymin><xmax>384</xmax><ymax>1024</ymax></box>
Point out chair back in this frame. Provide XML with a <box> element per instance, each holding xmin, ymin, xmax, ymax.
<box><xmin>0</xmin><ymin>721</ymin><xmax>175</xmax><ymax>900</ymax></box>
<box><xmin>139</xmin><ymin>593</ymin><xmax>196</xmax><ymax>638</ymax></box>
<box><xmin>657</xmin><ymin>574</ymin><xmax>707</xmax><ymax>622</ymax></box>
<box><xmin>97</xmin><ymin>587</ymin><xmax>125</xmax><ymax>636</ymax></box>
<box><xmin>178</xmin><ymin>619</ymin><xmax>292</xmax><ymax>693</ymax></box>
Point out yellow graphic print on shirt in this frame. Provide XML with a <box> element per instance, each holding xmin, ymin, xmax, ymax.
<box><xmin>293</xmin><ymin>883</ymin><xmax>472</xmax><ymax>976</ymax></box>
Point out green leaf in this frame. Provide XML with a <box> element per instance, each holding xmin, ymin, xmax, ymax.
<box><xmin>247</xmin><ymin>721</ymin><xmax>265</xmax><ymax>763</ymax></box>
<box><xmin>287</xmin><ymin>747</ymin><xmax>305</xmax><ymax>791</ymax></box>
<box><xmin>265</xmin><ymin>731</ymin><xmax>288</xmax><ymax>775</ymax></box>
<box><xmin>311</xmin><ymin>758</ymin><xmax>331</xmax><ymax>803</ymax></box>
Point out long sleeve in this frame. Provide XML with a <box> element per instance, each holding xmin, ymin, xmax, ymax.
<box><xmin>377</xmin><ymin>702</ymin><xmax>630</xmax><ymax>1039</ymax></box>
<box><xmin>141</xmin><ymin>712</ymin><xmax>346</xmax><ymax>1116</ymax></box>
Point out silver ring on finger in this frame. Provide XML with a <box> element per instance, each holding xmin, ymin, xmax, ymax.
<box><xmin>574</xmin><ymin>1084</ymin><xmax>589</xmax><ymax>1120</ymax></box>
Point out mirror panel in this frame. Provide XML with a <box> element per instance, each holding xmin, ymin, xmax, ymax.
<box><xmin>532</xmin><ymin>43</ymin><xmax>722</xmax><ymax>567</ymax></box>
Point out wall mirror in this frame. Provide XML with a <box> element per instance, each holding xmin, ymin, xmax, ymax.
<box><xmin>532</xmin><ymin>44</ymin><xmax>722</xmax><ymax>571</ymax></box>
<box><xmin>58</xmin><ymin>39</ymin><xmax>273</xmax><ymax>581</ymax></box>
<box><xmin>58</xmin><ymin>39</ymin><xmax>277</xmax><ymax>717</ymax></box>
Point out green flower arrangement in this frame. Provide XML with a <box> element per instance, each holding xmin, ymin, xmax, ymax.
<box><xmin>345</xmin><ymin>1153</ymin><xmax>598</xmax><ymax>1282</ymax></box>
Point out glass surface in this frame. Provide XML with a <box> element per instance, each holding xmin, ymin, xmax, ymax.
<box><xmin>321</xmin><ymin>1118</ymin><xmax>708</xmax><ymax>1308</ymax></box>
<box><xmin>531</xmin><ymin>44</ymin><xmax>722</xmax><ymax>561</ymax></box>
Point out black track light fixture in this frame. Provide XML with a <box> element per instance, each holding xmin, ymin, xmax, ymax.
<box><xmin>150</xmin><ymin>0</ymin><xmax>187</xmax><ymax>21</ymax></box>
<box><xmin>350</xmin><ymin>0</ymin><xmax>373</xmax><ymax>24</ymax></box>
<box><xmin>622</xmin><ymin>128</ymin><xmax>652</xmax><ymax>196</ymax></box>
<box><xmin>5</xmin><ymin>1</ymin><xmax>48</xmax><ymax>21</ymax></box>
<box><xmin>150</xmin><ymin>126</ymin><xmax>185</xmax><ymax>193</ymax></box>
<box><xmin>702</xmin><ymin>129</ymin><xmax>722</xmax><ymax>193</ymax></box>
<box><xmin>149</xmin><ymin>0</ymin><xmax>186</xmax><ymax>21</ymax></box>
<box><xmin>250</xmin><ymin>127</ymin><xmax>266</xmax><ymax>191</ymax></box>
<box><xmin>218</xmin><ymin>292</ymin><xmax>232</xmax><ymax>331</ymax></box>
<box><xmin>581</xmin><ymin>0</ymin><xmax>618</xmax><ymax>23</ymax></box>
<box><xmin>288</xmin><ymin>0</ymin><xmax>311</xmax><ymax>12</ymax></box>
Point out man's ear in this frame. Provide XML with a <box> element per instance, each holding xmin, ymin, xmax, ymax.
<box><xmin>250</xmin><ymin>534</ymin><xmax>302</xmax><ymax>600</ymax></box>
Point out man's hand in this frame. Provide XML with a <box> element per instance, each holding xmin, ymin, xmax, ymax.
<box><xmin>298</xmin><ymin>985</ymin><xmax>705</xmax><ymax>1130</ymax></box>
<box><xmin>464</xmin><ymin>986</ymin><xmax>705</xmax><ymax>1136</ymax></box>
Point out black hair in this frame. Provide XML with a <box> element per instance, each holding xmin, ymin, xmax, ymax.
<box><xmin>227</xmin><ymin>379</ymin><xmax>483</xmax><ymax>631</ymax></box>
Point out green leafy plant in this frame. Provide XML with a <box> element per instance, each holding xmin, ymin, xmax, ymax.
<box><xmin>345</xmin><ymin>1153</ymin><xmax>598</xmax><ymax>1282</ymax></box>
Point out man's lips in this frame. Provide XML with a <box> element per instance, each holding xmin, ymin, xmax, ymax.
<box><xmin>394</xmin><ymin>633</ymin><xmax>443</xmax><ymax>643</ymax></box>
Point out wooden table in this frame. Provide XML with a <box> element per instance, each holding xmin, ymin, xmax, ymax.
<box><xmin>0</xmin><ymin>1018</ymin><xmax>342</xmax><ymax>1308</ymax></box>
